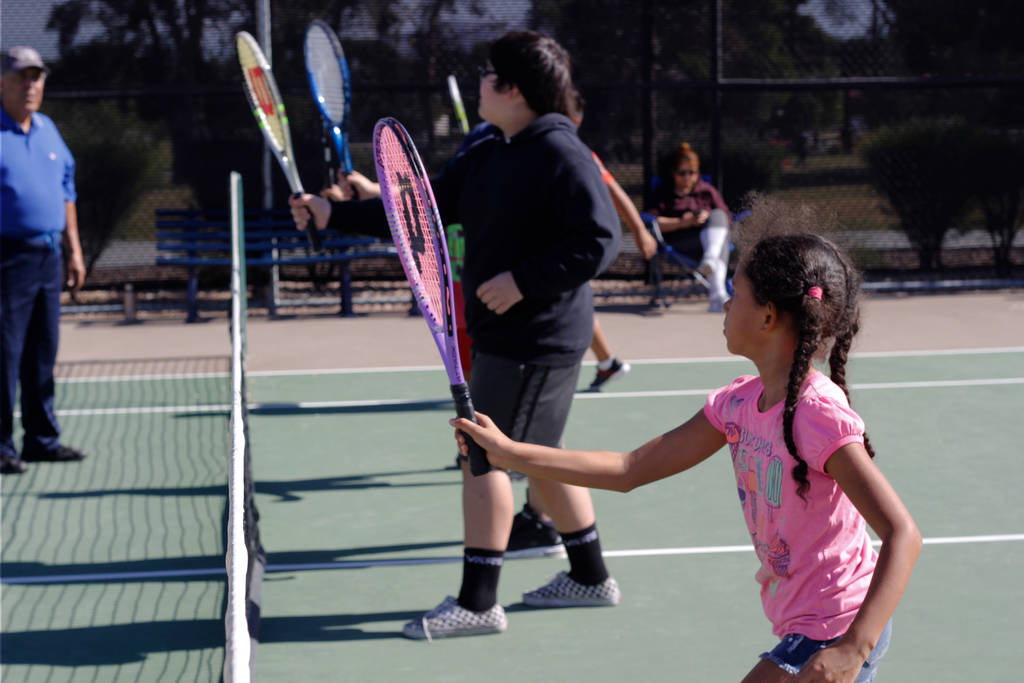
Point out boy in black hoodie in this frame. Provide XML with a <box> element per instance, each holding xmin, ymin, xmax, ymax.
<box><xmin>291</xmin><ymin>30</ymin><xmax>622</xmax><ymax>639</ymax></box>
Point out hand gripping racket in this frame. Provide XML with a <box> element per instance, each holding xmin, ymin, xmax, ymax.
<box><xmin>446</xmin><ymin>74</ymin><xmax>470</xmax><ymax>135</ymax></box>
<box><xmin>303</xmin><ymin>20</ymin><xmax>355</xmax><ymax>192</ymax></box>
<box><xmin>235</xmin><ymin>30</ymin><xmax>322</xmax><ymax>251</ymax></box>
<box><xmin>373</xmin><ymin>117</ymin><xmax>490</xmax><ymax>476</ymax></box>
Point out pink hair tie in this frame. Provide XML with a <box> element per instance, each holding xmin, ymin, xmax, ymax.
<box><xmin>807</xmin><ymin>286</ymin><xmax>823</xmax><ymax>301</ymax></box>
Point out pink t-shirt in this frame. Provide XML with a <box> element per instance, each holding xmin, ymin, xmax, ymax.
<box><xmin>703</xmin><ymin>372</ymin><xmax>877</xmax><ymax>639</ymax></box>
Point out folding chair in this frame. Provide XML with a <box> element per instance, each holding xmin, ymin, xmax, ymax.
<box><xmin>641</xmin><ymin>212</ymin><xmax>712</xmax><ymax>308</ymax></box>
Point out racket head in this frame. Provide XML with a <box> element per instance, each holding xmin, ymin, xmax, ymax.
<box><xmin>303</xmin><ymin>20</ymin><xmax>354</xmax><ymax>173</ymax></box>
<box><xmin>373</xmin><ymin>117</ymin><xmax>465</xmax><ymax>386</ymax></box>
<box><xmin>235</xmin><ymin>31</ymin><xmax>304</xmax><ymax>194</ymax></box>
<box><xmin>446</xmin><ymin>74</ymin><xmax>470</xmax><ymax>135</ymax></box>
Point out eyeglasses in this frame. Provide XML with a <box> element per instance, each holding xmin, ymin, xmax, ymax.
<box><xmin>676</xmin><ymin>169</ymin><xmax>698</xmax><ymax>176</ymax></box>
<box><xmin>477</xmin><ymin>66</ymin><xmax>497</xmax><ymax>79</ymax></box>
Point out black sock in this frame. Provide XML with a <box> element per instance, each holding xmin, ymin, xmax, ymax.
<box><xmin>457</xmin><ymin>548</ymin><xmax>504</xmax><ymax>612</ymax></box>
<box><xmin>561</xmin><ymin>523</ymin><xmax>610</xmax><ymax>585</ymax></box>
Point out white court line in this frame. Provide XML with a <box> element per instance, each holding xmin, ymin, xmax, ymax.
<box><xmin>41</xmin><ymin>376</ymin><xmax>1024</xmax><ymax>417</ymax></box>
<box><xmin>3</xmin><ymin>533</ymin><xmax>1022</xmax><ymax>585</ymax></box>
<box><xmin>53</xmin><ymin>347</ymin><xmax>1024</xmax><ymax>383</ymax></box>
<box><xmin>250</xmin><ymin>346</ymin><xmax>1024</xmax><ymax>376</ymax></box>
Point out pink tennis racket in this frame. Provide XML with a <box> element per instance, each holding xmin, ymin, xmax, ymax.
<box><xmin>373</xmin><ymin>117</ymin><xmax>489</xmax><ymax>476</ymax></box>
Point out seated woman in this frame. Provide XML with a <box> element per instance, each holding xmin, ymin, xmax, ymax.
<box><xmin>644</xmin><ymin>142</ymin><xmax>731</xmax><ymax>312</ymax></box>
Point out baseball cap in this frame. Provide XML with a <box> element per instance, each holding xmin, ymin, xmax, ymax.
<box><xmin>2</xmin><ymin>46</ymin><xmax>48</xmax><ymax>74</ymax></box>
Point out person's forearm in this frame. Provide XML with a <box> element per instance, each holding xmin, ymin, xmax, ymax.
<box><xmin>63</xmin><ymin>202</ymin><xmax>83</xmax><ymax>257</ymax></box>
<box><xmin>656</xmin><ymin>215</ymin><xmax>688</xmax><ymax>233</ymax></box>
<box><xmin>63</xmin><ymin>201</ymin><xmax>87</xmax><ymax>291</ymax></box>
<box><xmin>606</xmin><ymin>179</ymin><xmax>647</xmax><ymax>238</ymax></box>
<box><xmin>326</xmin><ymin>197</ymin><xmax>391</xmax><ymax>240</ymax></box>
<box><xmin>840</xmin><ymin>520</ymin><xmax>922</xmax><ymax>658</ymax></box>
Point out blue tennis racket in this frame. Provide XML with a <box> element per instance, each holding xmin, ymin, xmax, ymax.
<box><xmin>303</xmin><ymin>20</ymin><xmax>354</xmax><ymax>190</ymax></box>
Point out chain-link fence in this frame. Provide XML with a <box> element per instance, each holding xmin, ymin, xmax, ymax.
<box><xmin>4</xmin><ymin>0</ymin><xmax>1023</xmax><ymax>302</ymax></box>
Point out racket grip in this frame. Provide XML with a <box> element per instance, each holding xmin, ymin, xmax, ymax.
<box><xmin>340</xmin><ymin>170</ymin><xmax>359</xmax><ymax>200</ymax></box>
<box><xmin>450</xmin><ymin>383</ymin><xmax>491</xmax><ymax>476</ymax></box>
<box><xmin>291</xmin><ymin>192</ymin><xmax>323</xmax><ymax>251</ymax></box>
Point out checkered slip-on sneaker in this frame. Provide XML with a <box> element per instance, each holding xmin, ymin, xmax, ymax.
<box><xmin>522</xmin><ymin>571</ymin><xmax>622</xmax><ymax>607</ymax></box>
<box><xmin>402</xmin><ymin>596</ymin><xmax>508</xmax><ymax>641</ymax></box>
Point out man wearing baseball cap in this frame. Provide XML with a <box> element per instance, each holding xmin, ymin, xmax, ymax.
<box><xmin>1</xmin><ymin>46</ymin><xmax>88</xmax><ymax>473</ymax></box>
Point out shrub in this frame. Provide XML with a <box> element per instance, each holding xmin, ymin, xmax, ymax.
<box><xmin>720</xmin><ymin>137</ymin><xmax>786</xmax><ymax>211</ymax></box>
<box><xmin>961</xmin><ymin>130</ymin><xmax>1024</xmax><ymax>275</ymax></box>
<box><xmin>861</xmin><ymin>120</ymin><xmax>976</xmax><ymax>270</ymax></box>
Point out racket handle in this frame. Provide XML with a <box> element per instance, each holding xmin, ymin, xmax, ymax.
<box><xmin>450</xmin><ymin>383</ymin><xmax>491</xmax><ymax>476</ymax></box>
<box><xmin>291</xmin><ymin>192</ymin><xmax>323</xmax><ymax>251</ymax></box>
<box><xmin>341</xmin><ymin>170</ymin><xmax>360</xmax><ymax>201</ymax></box>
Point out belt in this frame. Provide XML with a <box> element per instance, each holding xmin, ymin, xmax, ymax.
<box><xmin>0</xmin><ymin>233</ymin><xmax>61</xmax><ymax>252</ymax></box>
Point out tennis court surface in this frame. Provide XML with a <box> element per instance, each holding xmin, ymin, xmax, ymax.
<box><xmin>2</xmin><ymin>291</ymin><xmax>1023</xmax><ymax>681</ymax></box>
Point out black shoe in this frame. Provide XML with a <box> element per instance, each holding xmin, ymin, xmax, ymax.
<box><xmin>506</xmin><ymin>503</ymin><xmax>564</xmax><ymax>558</ymax></box>
<box><xmin>1</xmin><ymin>453</ymin><xmax>28</xmax><ymax>474</ymax></box>
<box><xmin>21</xmin><ymin>445</ymin><xmax>88</xmax><ymax>462</ymax></box>
<box><xmin>588</xmin><ymin>358</ymin><xmax>631</xmax><ymax>391</ymax></box>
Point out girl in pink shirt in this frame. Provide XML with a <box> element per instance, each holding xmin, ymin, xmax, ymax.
<box><xmin>453</xmin><ymin>227</ymin><xmax>921</xmax><ymax>682</ymax></box>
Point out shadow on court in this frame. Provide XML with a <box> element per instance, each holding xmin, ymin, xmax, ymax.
<box><xmin>0</xmin><ymin>620</ymin><xmax>224</xmax><ymax>666</ymax></box>
<box><xmin>36</xmin><ymin>467</ymin><xmax>458</xmax><ymax>502</ymax></box>
<box><xmin>2</xmin><ymin>539</ymin><xmax>463</xmax><ymax>584</ymax></box>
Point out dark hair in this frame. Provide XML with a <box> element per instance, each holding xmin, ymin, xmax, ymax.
<box><xmin>741</xmin><ymin>233</ymin><xmax>875</xmax><ymax>499</ymax></box>
<box><xmin>489</xmin><ymin>31</ymin><xmax>574</xmax><ymax>116</ymax></box>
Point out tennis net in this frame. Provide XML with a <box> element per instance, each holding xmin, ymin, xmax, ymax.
<box><xmin>224</xmin><ymin>171</ymin><xmax>265</xmax><ymax>682</ymax></box>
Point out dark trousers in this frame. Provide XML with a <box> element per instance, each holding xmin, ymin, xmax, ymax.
<box><xmin>1</xmin><ymin>238</ymin><xmax>63</xmax><ymax>458</ymax></box>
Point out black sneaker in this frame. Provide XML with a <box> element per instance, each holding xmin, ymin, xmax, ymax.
<box><xmin>588</xmin><ymin>358</ymin><xmax>631</xmax><ymax>392</ymax></box>
<box><xmin>1</xmin><ymin>453</ymin><xmax>28</xmax><ymax>474</ymax></box>
<box><xmin>506</xmin><ymin>503</ymin><xmax>565</xmax><ymax>558</ymax></box>
<box><xmin>22</xmin><ymin>445</ymin><xmax>87</xmax><ymax>463</ymax></box>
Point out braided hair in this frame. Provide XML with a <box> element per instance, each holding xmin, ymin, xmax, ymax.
<box><xmin>741</xmin><ymin>233</ymin><xmax>875</xmax><ymax>500</ymax></box>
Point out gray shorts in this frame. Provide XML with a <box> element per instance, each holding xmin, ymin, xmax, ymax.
<box><xmin>465</xmin><ymin>351</ymin><xmax>581</xmax><ymax>450</ymax></box>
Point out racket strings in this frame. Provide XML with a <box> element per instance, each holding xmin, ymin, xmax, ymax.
<box><xmin>305</xmin><ymin>29</ymin><xmax>347</xmax><ymax>122</ymax></box>
<box><xmin>377</xmin><ymin>126</ymin><xmax>451</xmax><ymax>329</ymax></box>
<box><xmin>236</xmin><ymin>36</ymin><xmax>289</xmax><ymax>155</ymax></box>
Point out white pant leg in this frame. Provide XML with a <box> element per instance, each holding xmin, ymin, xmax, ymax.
<box><xmin>700</xmin><ymin>209</ymin><xmax>730</xmax><ymax>305</ymax></box>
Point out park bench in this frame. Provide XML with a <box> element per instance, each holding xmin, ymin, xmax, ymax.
<box><xmin>155</xmin><ymin>208</ymin><xmax>397</xmax><ymax>322</ymax></box>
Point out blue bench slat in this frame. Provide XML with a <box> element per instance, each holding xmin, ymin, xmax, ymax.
<box><xmin>155</xmin><ymin>207</ymin><xmax>397</xmax><ymax>321</ymax></box>
<box><xmin>157</xmin><ymin>250</ymin><xmax>395</xmax><ymax>268</ymax></box>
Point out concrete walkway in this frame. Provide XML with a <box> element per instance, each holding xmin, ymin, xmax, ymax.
<box><xmin>58</xmin><ymin>290</ymin><xmax>1024</xmax><ymax>373</ymax></box>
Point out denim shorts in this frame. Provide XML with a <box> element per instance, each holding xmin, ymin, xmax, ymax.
<box><xmin>760</xmin><ymin>619</ymin><xmax>893</xmax><ymax>682</ymax></box>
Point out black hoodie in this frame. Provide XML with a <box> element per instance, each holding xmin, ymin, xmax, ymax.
<box><xmin>330</xmin><ymin>113</ymin><xmax>621</xmax><ymax>366</ymax></box>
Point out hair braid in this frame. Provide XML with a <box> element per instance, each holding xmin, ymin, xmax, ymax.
<box><xmin>828</xmin><ymin>303</ymin><xmax>877</xmax><ymax>460</ymax></box>
<box><xmin>783</xmin><ymin>309</ymin><xmax>822</xmax><ymax>500</ymax></box>
<box><xmin>742</xmin><ymin>230</ymin><xmax>871</xmax><ymax>497</ymax></box>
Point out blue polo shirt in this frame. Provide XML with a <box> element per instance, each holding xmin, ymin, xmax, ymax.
<box><xmin>0</xmin><ymin>108</ymin><xmax>76</xmax><ymax>239</ymax></box>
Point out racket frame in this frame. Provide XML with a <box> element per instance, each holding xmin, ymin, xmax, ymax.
<box><xmin>373</xmin><ymin>117</ymin><xmax>490</xmax><ymax>476</ymax></box>
<box><xmin>236</xmin><ymin>30</ymin><xmax>321</xmax><ymax>250</ymax></box>
<box><xmin>303</xmin><ymin>20</ymin><xmax>354</xmax><ymax>176</ymax></box>
<box><xmin>446</xmin><ymin>74</ymin><xmax>470</xmax><ymax>135</ymax></box>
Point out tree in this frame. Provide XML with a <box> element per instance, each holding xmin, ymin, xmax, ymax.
<box><xmin>962</xmin><ymin>131</ymin><xmax>1024</xmax><ymax>275</ymax></box>
<box><xmin>861</xmin><ymin>119</ymin><xmax>976</xmax><ymax>270</ymax></box>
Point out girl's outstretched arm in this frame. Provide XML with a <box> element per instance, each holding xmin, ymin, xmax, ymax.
<box><xmin>797</xmin><ymin>444</ymin><xmax>922</xmax><ymax>683</ymax></box>
<box><xmin>452</xmin><ymin>408</ymin><xmax>727</xmax><ymax>492</ymax></box>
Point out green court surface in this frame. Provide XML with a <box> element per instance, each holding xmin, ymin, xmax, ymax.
<box><xmin>2</xmin><ymin>348</ymin><xmax>1023</xmax><ymax>681</ymax></box>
